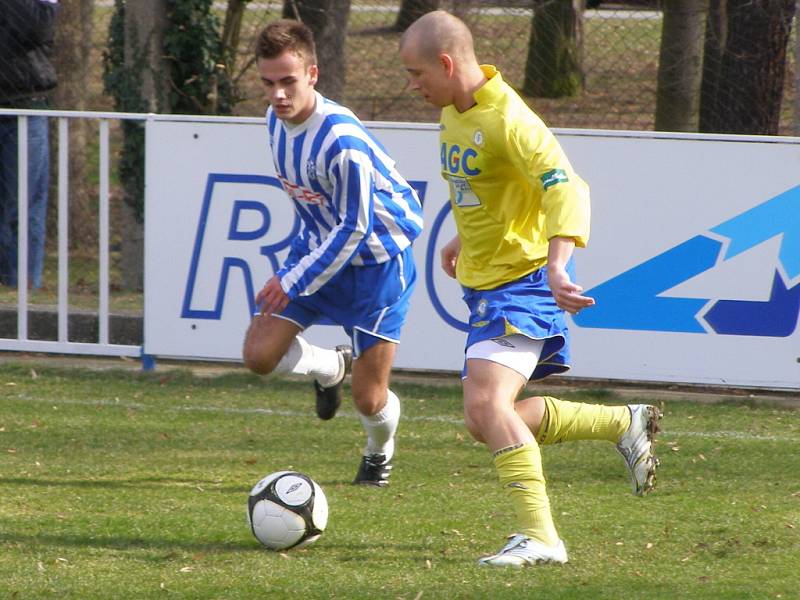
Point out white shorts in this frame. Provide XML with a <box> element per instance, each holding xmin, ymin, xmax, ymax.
<box><xmin>464</xmin><ymin>334</ymin><xmax>545</xmax><ymax>380</ymax></box>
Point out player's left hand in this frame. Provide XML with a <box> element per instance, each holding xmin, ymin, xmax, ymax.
<box><xmin>255</xmin><ymin>276</ymin><xmax>290</xmax><ymax>316</ymax></box>
<box><xmin>548</xmin><ymin>267</ymin><xmax>595</xmax><ymax>315</ymax></box>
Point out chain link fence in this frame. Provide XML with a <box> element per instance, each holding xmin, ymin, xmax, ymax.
<box><xmin>342</xmin><ymin>1</ymin><xmax>671</xmax><ymax>129</ymax></box>
<box><xmin>22</xmin><ymin>1</ymin><xmax>797</xmax><ymax>134</ymax></box>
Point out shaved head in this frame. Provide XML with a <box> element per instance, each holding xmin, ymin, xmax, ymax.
<box><xmin>400</xmin><ymin>10</ymin><xmax>476</xmax><ymax>64</ymax></box>
<box><xmin>398</xmin><ymin>10</ymin><xmax>486</xmax><ymax>111</ymax></box>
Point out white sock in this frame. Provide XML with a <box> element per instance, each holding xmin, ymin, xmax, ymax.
<box><xmin>360</xmin><ymin>389</ymin><xmax>400</xmax><ymax>461</ymax></box>
<box><xmin>274</xmin><ymin>335</ymin><xmax>342</xmax><ymax>386</ymax></box>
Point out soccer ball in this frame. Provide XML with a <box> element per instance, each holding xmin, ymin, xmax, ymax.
<box><xmin>246</xmin><ymin>471</ymin><xmax>328</xmax><ymax>550</ymax></box>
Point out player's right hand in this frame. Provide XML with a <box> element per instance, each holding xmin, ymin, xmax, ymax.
<box><xmin>255</xmin><ymin>276</ymin><xmax>290</xmax><ymax>316</ymax></box>
<box><xmin>441</xmin><ymin>235</ymin><xmax>461</xmax><ymax>279</ymax></box>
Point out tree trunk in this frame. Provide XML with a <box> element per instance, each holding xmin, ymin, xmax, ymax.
<box><xmin>394</xmin><ymin>0</ymin><xmax>441</xmax><ymax>32</ymax></box>
<box><xmin>51</xmin><ymin>0</ymin><xmax>95</xmax><ymax>253</ymax></box>
<box><xmin>524</xmin><ymin>0</ymin><xmax>583</xmax><ymax>98</ymax></box>
<box><xmin>655</xmin><ymin>0</ymin><xmax>708</xmax><ymax>132</ymax></box>
<box><xmin>283</xmin><ymin>0</ymin><xmax>352</xmax><ymax>102</ymax></box>
<box><xmin>125</xmin><ymin>0</ymin><xmax>168</xmax><ymax>113</ymax></box>
<box><xmin>221</xmin><ymin>0</ymin><xmax>251</xmax><ymax>103</ymax></box>
<box><xmin>698</xmin><ymin>0</ymin><xmax>726</xmax><ymax>131</ymax></box>
<box><xmin>795</xmin><ymin>1</ymin><xmax>800</xmax><ymax>135</ymax></box>
<box><xmin>121</xmin><ymin>0</ymin><xmax>168</xmax><ymax>291</ymax></box>
<box><xmin>699</xmin><ymin>0</ymin><xmax>796</xmax><ymax>134</ymax></box>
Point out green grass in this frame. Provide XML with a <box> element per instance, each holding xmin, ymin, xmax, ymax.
<box><xmin>1</xmin><ymin>362</ymin><xmax>798</xmax><ymax>599</ymax></box>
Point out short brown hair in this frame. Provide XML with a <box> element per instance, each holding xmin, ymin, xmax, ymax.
<box><xmin>255</xmin><ymin>19</ymin><xmax>317</xmax><ymax>65</ymax></box>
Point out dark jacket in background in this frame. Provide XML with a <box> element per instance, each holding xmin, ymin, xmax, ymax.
<box><xmin>0</xmin><ymin>0</ymin><xmax>59</xmax><ymax>107</ymax></box>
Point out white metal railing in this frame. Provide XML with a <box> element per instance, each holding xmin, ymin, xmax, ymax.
<box><xmin>0</xmin><ymin>108</ymin><xmax>146</xmax><ymax>359</ymax></box>
<box><xmin>0</xmin><ymin>109</ymin><xmax>270</xmax><ymax>364</ymax></box>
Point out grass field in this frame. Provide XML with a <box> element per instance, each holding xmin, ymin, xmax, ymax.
<box><xmin>1</xmin><ymin>361</ymin><xmax>798</xmax><ymax>599</ymax></box>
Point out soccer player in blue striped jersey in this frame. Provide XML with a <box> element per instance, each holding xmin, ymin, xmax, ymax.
<box><xmin>400</xmin><ymin>11</ymin><xmax>661</xmax><ymax>566</ymax></box>
<box><xmin>243</xmin><ymin>19</ymin><xmax>423</xmax><ymax>487</ymax></box>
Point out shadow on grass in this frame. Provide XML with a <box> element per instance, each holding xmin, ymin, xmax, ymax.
<box><xmin>2</xmin><ymin>530</ymin><xmax>437</xmax><ymax>558</ymax></box>
<box><xmin>1</xmin><ymin>531</ymin><xmax>257</xmax><ymax>554</ymax></box>
<box><xmin>0</xmin><ymin>475</ymin><xmax>420</xmax><ymax>498</ymax></box>
<box><xmin>0</xmin><ymin>475</ymin><xmax>247</xmax><ymax>494</ymax></box>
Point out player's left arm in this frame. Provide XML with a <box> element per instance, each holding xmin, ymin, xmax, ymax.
<box><xmin>547</xmin><ymin>237</ymin><xmax>595</xmax><ymax>315</ymax></box>
<box><xmin>507</xmin><ymin>113</ymin><xmax>593</xmax><ymax>314</ymax></box>
<box><xmin>507</xmin><ymin>114</ymin><xmax>590</xmax><ymax>250</ymax></box>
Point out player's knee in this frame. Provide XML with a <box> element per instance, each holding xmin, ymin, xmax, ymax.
<box><xmin>464</xmin><ymin>418</ymin><xmax>486</xmax><ymax>443</ymax></box>
<box><xmin>463</xmin><ymin>404</ymin><xmax>489</xmax><ymax>442</ymax></box>
<box><xmin>352</xmin><ymin>386</ymin><xmax>384</xmax><ymax>416</ymax></box>
<box><xmin>242</xmin><ymin>342</ymin><xmax>279</xmax><ymax>375</ymax></box>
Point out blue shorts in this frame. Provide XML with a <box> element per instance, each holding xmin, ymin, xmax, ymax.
<box><xmin>278</xmin><ymin>246</ymin><xmax>416</xmax><ymax>357</ymax></box>
<box><xmin>462</xmin><ymin>262</ymin><xmax>573</xmax><ymax>381</ymax></box>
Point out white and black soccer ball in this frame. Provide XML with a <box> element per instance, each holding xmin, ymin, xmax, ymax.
<box><xmin>246</xmin><ymin>471</ymin><xmax>328</xmax><ymax>550</ymax></box>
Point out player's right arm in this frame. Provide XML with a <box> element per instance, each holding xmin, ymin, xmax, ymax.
<box><xmin>255</xmin><ymin>275</ymin><xmax>289</xmax><ymax>316</ymax></box>
<box><xmin>441</xmin><ymin>234</ymin><xmax>461</xmax><ymax>279</ymax></box>
<box><xmin>277</xmin><ymin>145</ymin><xmax>373</xmax><ymax>299</ymax></box>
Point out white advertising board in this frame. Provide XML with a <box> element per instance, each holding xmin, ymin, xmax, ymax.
<box><xmin>145</xmin><ymin>116</ymin><xmax>800</xmax><ymax>389</ymax></box>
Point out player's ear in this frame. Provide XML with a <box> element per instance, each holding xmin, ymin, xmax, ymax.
<box><xmin>440</xmin><ymin>53</ymin><xmax>455</xmax><ymax>77</ymax></box>
<box><xmin>308</xmin><ymin>64</ymin><xmax>319</xmax><ymax>86</ymax></box>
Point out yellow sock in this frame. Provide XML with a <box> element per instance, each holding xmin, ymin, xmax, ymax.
<box><xmin>536</xmin><ymin>397</ymin><xmax>631</xmax><ymax>445</ymax></box>
<box><xmin>493</xmin><ymin>443</ymin><xmax>559</xmax><ymax>546</ymax></box>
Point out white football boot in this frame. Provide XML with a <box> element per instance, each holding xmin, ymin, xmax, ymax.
<box><xmin>477</xmin><ymin>534</ymin><xmax>568</xmax><ymax>567</ymax></box>
<box><xmin>616</xmin><ymin>404</ymin><xmax>662</xmax><ymax>496</ymax></box>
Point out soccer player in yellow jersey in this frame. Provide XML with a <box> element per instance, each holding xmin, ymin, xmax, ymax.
<box><xmin>400</xmin><ymin>10</ymin><xmax>663</xmax><ymax>567</ymax></box>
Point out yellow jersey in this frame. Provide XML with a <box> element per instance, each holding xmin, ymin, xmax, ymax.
<box><xmin>440</xmin><ymin>65</ymin><xmax>590</xmax><ymax>290</ymax></box>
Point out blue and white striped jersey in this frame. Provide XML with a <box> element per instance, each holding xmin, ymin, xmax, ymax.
<box><xmin>266</xmin><ymin>92</ymin><xmax>424</xmax><ymax>299</ymax></box>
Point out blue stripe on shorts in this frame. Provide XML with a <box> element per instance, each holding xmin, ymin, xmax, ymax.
<box><xmin>462</xmin><ymin>261</ymin><xmax>574</xmax><ymax>380</ymax></box>
<box><xmin>279</xmin><ymin>245</ymin><xmax>417</xmax><ymax>357</ymax></box>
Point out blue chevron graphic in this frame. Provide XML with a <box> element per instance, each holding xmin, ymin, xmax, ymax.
<box><xmin>705</xmin><ymin>271</ymin><xmax>800</xmax><ymax>337</ymax></box>
<box><xmin>711</xmin><ymin>186</ymin><xmax>800</xmax><ymax>280</ymax></box>
<box><xmin>574</xmin><ymin>185</ymin><xmax>800</xmax><ymax>337</ymax></box>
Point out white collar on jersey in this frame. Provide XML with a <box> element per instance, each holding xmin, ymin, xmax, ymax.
<box><xmin>281</xmin><ymin>91</ymin><xmax>325</xmax><ymax>136</ymax></box>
